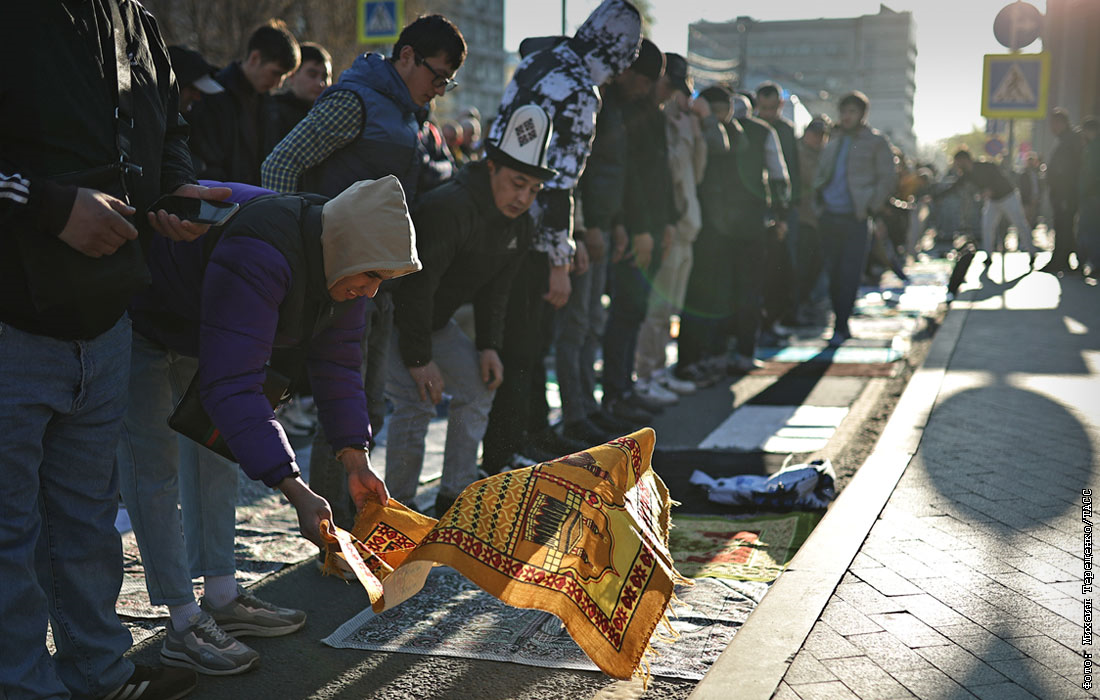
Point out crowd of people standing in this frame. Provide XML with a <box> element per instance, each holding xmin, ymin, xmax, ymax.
<box><xmin>4</xmin><ymin>1</ymin><xmax>1099</xmax><ymax>698</ymax></box>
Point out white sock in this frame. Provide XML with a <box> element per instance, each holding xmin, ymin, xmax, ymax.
<box><xmin>168</xmin><ymin>601</ymin><xmax>202</xmax><ymax>632</ymax></box>
<box><xmin>203</xmin><ymin>574</ymin><xmax>239</xmax><ymax>608</ymax></box>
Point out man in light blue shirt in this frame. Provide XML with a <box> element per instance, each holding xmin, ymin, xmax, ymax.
<box><xmin>812</xmin><ymin>91</ymin><xmax>897</xmax><ymax>346</ymax></box>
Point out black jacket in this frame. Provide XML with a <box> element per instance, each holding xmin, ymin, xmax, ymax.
<box><xmin>0</xmin><ymin>0</ymin><xmax>195</xmax><ymax>339</ymax></box>
<box><xmin>697</xmin><ymin>115</ymin><xmax>733</xmax><ymax>234</ymax></box>
<box><xmin>622</xmin><ymin>95</ymin><xmax>675</xmax><ymax>239</ymax></box>
<box><xmin>392</xmin><ymin>160</ymin><xmax>532</xmax><ymax>367</ymax></box>
<box><xmin>188</xmin><ymin>61</ymin><xmax>268</xmax><ymax>185</ymax></box>
<box><xmin>939</xmin><ymin>162</ymin><xmax>1016</xmax><ymax>201</ymax></box>
<box><xmin>579</xmin><ymin>84</ymin><xmax>628</xmax><ymax>231</ymax></box>
<box><xmin>263</xmin><ymin>91</ymin><xmax>313</xmax><ymax>157</ymax></box>
<box><xmin>735</xmin><ymin>116</ymin><xmax>789</xmax><ymax>218</ymax></box>
<box><xmin>1047</xmin><ymin>128</ymin><xmax>1083</xmax><ymax>207</ymax></box>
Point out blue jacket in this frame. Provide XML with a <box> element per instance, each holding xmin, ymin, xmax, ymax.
<box><xmin>302</xmin><ymin>53</ymin><xmax>421</xmax><ymax>202</ymax></box>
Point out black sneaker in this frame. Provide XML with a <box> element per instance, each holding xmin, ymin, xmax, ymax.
<box><xmin>603</xmin><ymin>397</ymin><xmax>654</xmax><ymax>426</ymax></box>
<box><xmin>529</xmin><ymin>429</ymin><xmax>590</xmax><ymax>457</ymax></box>
<box><xmin>828</xmin><ymin>329</ymin><xmax>852</xmax><ymax>347</ymax></box>
<box><xmin>673</xmin><ymin>362</ymin><xmax>720</xmax><ymax>388</ymax></box>
<box><xmin>561</xmin><ymin>419</ymin><xmax>613</xmax><ymax>445</ymax></box>
<box><xmin>101</xmin><ymin>664</ymin><xmax>197</xmax><ymax>700</ymax></box>
<box><xmin>481</xmin><ymin>442</ymin><xmax>556</xmax><ymax>474</ymax></box>
<box><xmin>587</xmin><ymin>410</ymin><xmax>636</xmax><ymax>436</ymax></box>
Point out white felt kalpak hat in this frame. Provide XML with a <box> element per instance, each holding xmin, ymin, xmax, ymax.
<box><xmin>485</xmin><ymin>104</ymin><xmax>558</xmax><ymax>180</ymax></box>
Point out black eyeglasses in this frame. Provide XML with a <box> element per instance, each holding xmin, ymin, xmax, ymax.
<box><xmin>414</xmin><ymin>51</ymin><xmax>458</xmax><ymax>92</ymax></box>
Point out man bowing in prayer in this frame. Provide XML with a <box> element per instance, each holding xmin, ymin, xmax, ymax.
<box><xmin>386</xmin><ymin>105</ymin><xmax>557</xmax><ymax>516</ymax></box>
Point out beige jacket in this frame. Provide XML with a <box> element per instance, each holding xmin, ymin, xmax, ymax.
<box><xmin>812</xmin><ymin>123</ymin><xmax>897</xmax><ymax>218</ymax></box>
<box><xmin>663</xmin><ymin>99</ymin><xmax>707</xmax><ymax>243</ymax></box>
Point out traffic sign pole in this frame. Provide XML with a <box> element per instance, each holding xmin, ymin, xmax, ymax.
<box><xmin>987</xmin><ymin>1</ymin><xmax>1043</xmax><ymax>279</ymax></box>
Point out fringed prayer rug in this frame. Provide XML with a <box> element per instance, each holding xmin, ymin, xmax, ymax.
<box><xmin>669</xmin><ymin>512</ymin><xmax>822</xmax><ymax>582</ymax></box>
<box><xmin>322</xmin><ymin>428</ymin><xmax>686</xmax><ymax>680</ymax></box>
<box><xmin>322</xmin><ymin>568</ymin><xmax>766</xmax><ymax>681</ymax></box>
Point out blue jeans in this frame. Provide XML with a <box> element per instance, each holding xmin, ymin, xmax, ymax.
<box><xmin>819</xmin><ymin>213</ymin><xmax>872</xmax><ymax>335</ymax></box>
<box><xmin>384</xmin><ymin>321</ymin><xmax>495</xmax><ymax>502</ymax></box>
<box><xmin>116</xmin><ymin>331</ymin><xmax>238</xmax><ymax>606</ymax></box>
<box><xmin>0</xmin><ymin>316</ymin><xmax>134</xmax><ymax>699</ymax></box>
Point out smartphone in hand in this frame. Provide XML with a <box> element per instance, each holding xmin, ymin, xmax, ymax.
<box><xmin>148</xmin><ymin>195</ymin><xmax>239</xmax><ymax>226</ymax></box>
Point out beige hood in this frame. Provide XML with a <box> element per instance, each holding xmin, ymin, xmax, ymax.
<box><xmin>320</xmin><ymin>176</ymin><xmax>421</xmax><ymax>288</ymax></box>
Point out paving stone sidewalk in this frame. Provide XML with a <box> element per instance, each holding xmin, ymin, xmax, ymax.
<box><xmin>776</xmin><ymin>256</ymin><xmax>1100</xmax><ymax>700</ymax></box>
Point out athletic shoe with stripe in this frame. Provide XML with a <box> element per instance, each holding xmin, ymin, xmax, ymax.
<box><xmin>201</xmin><ymin>586</ymin><xmax>306</xmax><ymax>638</ymax></box>
<box><xmin>100</xmin><ymin>664</ymin><xmax>196</xmax><ymax>700</ymax></box>
<box><xmin>160</xmin><ymin>610</ymin><xmax>260</xmax><ymax>676</ymax></box>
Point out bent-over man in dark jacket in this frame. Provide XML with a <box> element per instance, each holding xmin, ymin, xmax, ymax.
<box><xmin>386</xmin><ymin>105</ymin><xmax>556</xmax><ymax>516</ymax></box>
<box><xmin>117</xmin><ymin>177</ymin><xmax>419</xmax><ymax>675</ymax></box>
<box><xmin>936</xmin><ymin>149</ymin><xmax>1037</xmax><ymax>269</ymax></box>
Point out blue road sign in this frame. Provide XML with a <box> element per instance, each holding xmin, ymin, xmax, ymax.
<box><xmin>358</xmin><ymin>0</ymin><xmax>403</xmax><ymax>44</ymax></box>
<box><xmin>982</xmin><ymin>53</ymin><xmax>1050</xmax><ymax>119</ymax></box>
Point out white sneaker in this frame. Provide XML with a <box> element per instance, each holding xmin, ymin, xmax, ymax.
<box><xmin>297</xmin><ymin>395</ymin><xmax>317</xmax><ymax>416</ymax></box>
<box><xmin>653</xmin><ymin>369</ymin><xmax>696</xmax><ymax>395</ymax></box>
<box><xmin>634</xmin><ymin>378</ymin><xmax>679</xmax><ymax>406</ymax></box>
<box><xmin>276</xmin><ymin>401</ymin><xmax>316</xmax><ymax>436</ymax></box>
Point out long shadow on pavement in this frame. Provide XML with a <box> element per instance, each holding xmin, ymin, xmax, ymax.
<box><xmin>914</xmin><ymin>275</ymin><xmax>1098</xmax><ymax>697</ymax></box>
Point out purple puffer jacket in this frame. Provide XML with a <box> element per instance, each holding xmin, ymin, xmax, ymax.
<box><xmin>134</xmin><ymin>181</ymin><xmax>369</xmax><ymax>486</ymax></box>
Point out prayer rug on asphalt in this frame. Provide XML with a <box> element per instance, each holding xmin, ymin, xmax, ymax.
<box><xmin>322</xmin><ymin>428</ymin><xmax>685</xmax><ymax>680</ymax></box>
<box><xmin>669</xmin><ymin>512</ymin><xmax>822</xmax><ymax>582</ymax></box>
<box><xmin>322</xmin><ymin>568</ymin><xmax>766</xmax><ymax>681</ymax></box>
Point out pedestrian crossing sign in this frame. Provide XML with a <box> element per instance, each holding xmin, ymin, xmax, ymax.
<box><xmin>981</xmin><ymin>52</ymin><xmax>1050</xmax><ymax>119</ymax></box>
<box><xmin>357</xmin><ymin>0</ymin><xmax>403</xmax><ymax>44</ymax></box>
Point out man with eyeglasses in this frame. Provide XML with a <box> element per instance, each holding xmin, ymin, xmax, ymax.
<box><xmin>261</xmin><ymin>15</ymin><xmax>465</xmax><ymax>202</ymax></box>
<box><xmin>262</xmin><ymin>14</ymin><xmax>466</xmax><ymax>526</ymax></box>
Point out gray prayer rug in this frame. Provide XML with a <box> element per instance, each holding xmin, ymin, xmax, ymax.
<box><xmin>322</xmin><ymin>567</ymin><xmax>767</xmax><ymax>681</ymax></box>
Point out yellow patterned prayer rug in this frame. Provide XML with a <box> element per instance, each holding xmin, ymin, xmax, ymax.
<box><xmin>322</xmin><ymin>428</ymin><xmax>686</xmax><ymax>680</ymax></box>
<box><xmin>669</xmin><ymin>512</ymin><xmax>822</xmax><ymax>582</ymax></box>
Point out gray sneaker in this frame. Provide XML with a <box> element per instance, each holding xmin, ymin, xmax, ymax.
<box><xmin>201</xmin><ymin>587</ymin><xmax>306</xmax><ymax>638</ymax></box>
<box><xmin>160</xmin><ymin>610</ymin><xmax>260</xmax><ymax>676</ymax></box>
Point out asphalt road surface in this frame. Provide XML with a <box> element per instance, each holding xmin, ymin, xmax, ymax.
<box><xmin>125</xmin><ymin>315</ymin><xmax>938</xmax><ymax>700</ymax></box>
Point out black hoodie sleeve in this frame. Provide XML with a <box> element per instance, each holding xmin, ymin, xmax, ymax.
<box><xmin>392</xmin><ymin>200</ymin><xmax>466</xmax><ymax>367</ymax></box>
<box><xmin>0</xmin><ymin>170</ymin><xmax>79</xmax><ymax>240</ymax></box>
